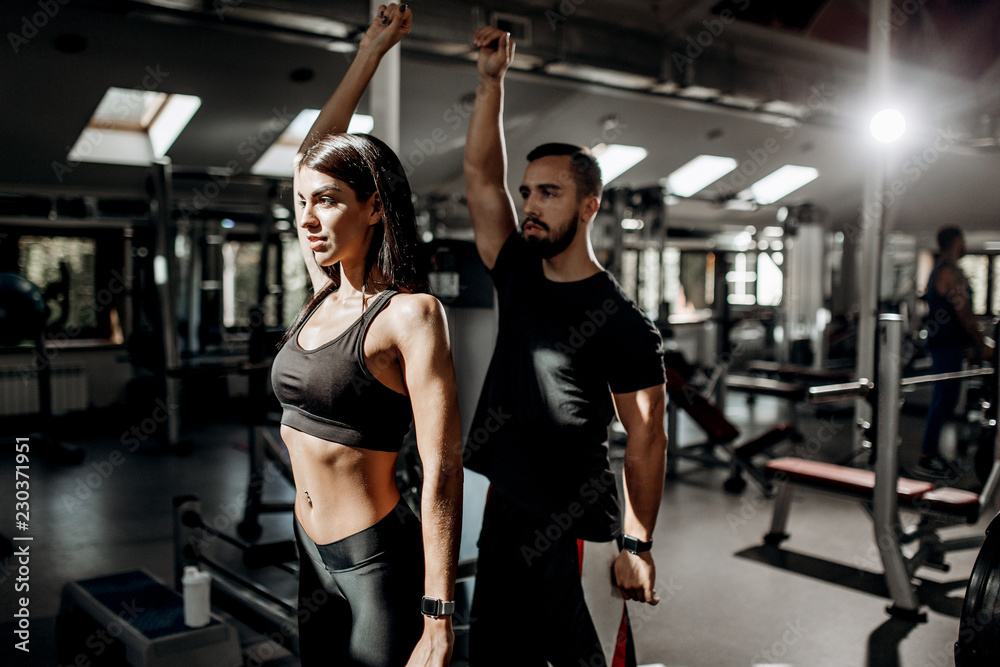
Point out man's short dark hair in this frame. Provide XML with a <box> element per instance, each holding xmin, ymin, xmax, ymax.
<box><xmin>526</xmin><ymin>143</ymin><xmax>603</xmax><ymax>200</ymax></box>
<box><xmin>937</xmin><ymin>226</ymin><xmax>963</xmax><ymax>252</ymax></box>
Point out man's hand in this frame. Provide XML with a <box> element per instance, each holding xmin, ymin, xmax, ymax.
<box><xmin>359</xmin><ymin>3</ymin><xmax>412</xmax><ymax>56</ymax></box>
<box><xmin>612</xmin><ymin>550</ymin><xmax>659</xmax><ymax>605</ymax></box>
<box><xmin>405</xmin><ymin>617</ymin><xmax>454</xmax><ymax>667</ymax></box>
<box><xmin>473</xmin><ymin>26</ymin><xmax>515</xmax><ymax>81</ymax></box>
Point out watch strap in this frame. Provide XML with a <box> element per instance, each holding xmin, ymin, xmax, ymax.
<box><xmin>622</xmin><ymin>534</ymin><xmax>653</xmax><ymax>554</ymax></box>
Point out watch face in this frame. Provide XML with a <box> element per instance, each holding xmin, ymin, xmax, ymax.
<box><xmin>421</xmin><ymin>597</ymin><xmax>455</xmax><ymax>617</ymax></box>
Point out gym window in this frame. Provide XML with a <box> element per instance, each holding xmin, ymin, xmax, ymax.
<box><xmin>18</xmin><ymin>235</ymin><xmax>100</xmax><ymax>336</ymax></box>
<box><xmin>280</xmin><ymin>236</ymin><xmax>310</xmax><ymax>325</ymax></box>
<box><xmin>958</xmin><ymin>254</ymin><xmax>990</xmax><ymax>315</ymax></box>
<box><xmin>993</xmin><ymin>257</ymin><xmax>1000</xmax><ymax>316</ymax></box>
<box><xmin>756</xmin><ymin>252</ymin><xmax>783</xmax><ymax>307</ymax></box>
<box><xmin>222</xmin><ymin>240</ymin><xmax>267</xmax><ymax>329</ymax></box>
<box><xmin>620</xmin><ymin>250</ymin><xmax>638</xmax><ymax>304</ymax></box>
<box><xmin>622</xmin><ymin>248</ymin><xmax>723</xmax><ymax>319</ymax></box>
<box><xmin>7</xmin><ymin>229</ymin><xmax>127</xmax><ymax>343</ymax></box>
<box><xmin>727</xmin><ymin>252</ymin><xmax>756</xmax><ymax>306</ymax></box>
<box><xmin>639</xmin><ymin>248</ymin><xmax>660</xmax><ymax>316</ymax></box>
<box><xmin>66</xmin><ymin>87</ymin><xmax>201</xmax><ymax>166</ymax></box>
<box><xmin>658</xmin><ymin>249</ymin><xmax>716</xmax><ymax>318</ymax></box>
<box><xmin>219</xmin><ymin>236</ymin><xmax>309</xmax><ymax>331</ymax></box>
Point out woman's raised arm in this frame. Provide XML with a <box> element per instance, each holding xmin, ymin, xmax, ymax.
<box><xmin>296</xmin><ymin>3</ymin><xmax>411</xmax><ymax>161</ymax></box>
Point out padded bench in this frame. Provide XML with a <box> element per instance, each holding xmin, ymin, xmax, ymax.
<box><xmin>765</xmin><ymin>457</ymin><xmax>981</xmax><ymax>523</ymax></box>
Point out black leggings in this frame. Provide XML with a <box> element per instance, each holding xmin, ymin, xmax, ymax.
<box><xmin>294</xmin><ymin>499</ymin><xmax>424</xmax><ymax>667</ymax></box>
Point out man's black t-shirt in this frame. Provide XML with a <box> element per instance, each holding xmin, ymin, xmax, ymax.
<box><xmin>465</xmin><ymin>233</ymin><xmax>665</xmax><ymax>542</ymax></box>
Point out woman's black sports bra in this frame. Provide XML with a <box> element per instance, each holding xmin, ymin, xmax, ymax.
<box><xmin>271</xmin><ymin>289</ymin><xmax>413</xmax><ymax>452</ymax></box>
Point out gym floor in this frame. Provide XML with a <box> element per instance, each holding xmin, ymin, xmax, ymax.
<box><xmin>1</xmin><ymin>389</ymin><xmax>995</xmax><ymax>667</ymax></box>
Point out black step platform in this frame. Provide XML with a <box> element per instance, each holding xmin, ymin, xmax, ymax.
<box><xmin>58</xmin><ymin>569</ymin><xmax>241</xmax><ymax>667</ymax></box>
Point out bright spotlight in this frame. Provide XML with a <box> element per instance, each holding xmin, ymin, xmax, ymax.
<box><xmin>871</xmin><ymin>108</ymin><xmax>906</xmax><ymax>143</ymax></box>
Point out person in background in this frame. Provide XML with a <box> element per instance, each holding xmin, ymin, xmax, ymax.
<box><xmin>918</xmin><ymin>225</ymin><xmax>994</xmax><ymax>478</ymax></box>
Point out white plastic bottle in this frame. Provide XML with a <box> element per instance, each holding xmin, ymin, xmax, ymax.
<box><xmin>182</xmin><ymin>565</ymin><xmax>211</xmax><ymax>627</ymax></box>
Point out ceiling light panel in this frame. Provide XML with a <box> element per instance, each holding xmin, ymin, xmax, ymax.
<box><xmin>664</xmin><ymin>155</ymin><xmax>738</xmax><ymax>197</ymax></box>
<box><xmin>592</xmin><ymin>144</ymin><xmax>648</xmax><ymax>184</ymax></box>
<box><xmin>748</xmin><ymin>165</ymin><xmax>819</xmax><ymax>205</ymax></box>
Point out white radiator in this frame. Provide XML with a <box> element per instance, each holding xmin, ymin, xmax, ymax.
<box><xmin>0</xmin><ymin>366</ymin><xmax>89</xmax><ymax>416</ymax></box>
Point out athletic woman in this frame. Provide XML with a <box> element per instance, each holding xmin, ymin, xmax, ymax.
<box><xmin>270</xmin><ymin>6</ymin><xmax>462</xmax><ymax>666</ymax></box>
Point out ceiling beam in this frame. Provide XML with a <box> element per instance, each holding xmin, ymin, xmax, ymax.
<box><xmin>668</xmin><ymin>0</ymin><xmax>727</xmax><ymax>32</ymax></box>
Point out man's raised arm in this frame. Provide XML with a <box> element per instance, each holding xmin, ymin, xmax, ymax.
<box><xmin>464</xmin><ymin>27</ymin><xmax>518</xmax><ymax>270</ymax></box>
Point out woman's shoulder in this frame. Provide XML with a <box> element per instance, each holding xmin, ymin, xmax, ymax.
<box><xmin>383</xmin><ymin>291</ymin><xmax>446</xmax><ymax>329</ymax></box>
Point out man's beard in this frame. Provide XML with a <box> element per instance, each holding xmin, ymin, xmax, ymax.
<box><xmin>521</xmin><ymin>215</ymin><xmax>579</xmax><ymax>259</ymax></box>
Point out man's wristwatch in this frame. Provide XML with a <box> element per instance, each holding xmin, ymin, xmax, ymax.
<box><xmin>622</xmin><ymin>534</ymin><xmax>653</xmax><ymax>555</ymax></box>
<box><xmin>420</xmin><ymin>596</ymin><xmax>456</xmax><ymax>617</ymax></box>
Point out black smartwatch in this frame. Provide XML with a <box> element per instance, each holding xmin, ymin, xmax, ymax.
<box><xmin>420</xmin><ymin>596</ymin><xmax>456</xmax><ymax>617</ymax></box>
<box><xmin>622</xmin><ymin>534</ymin><xmax>653</xmax><ymax>554</ymax></box>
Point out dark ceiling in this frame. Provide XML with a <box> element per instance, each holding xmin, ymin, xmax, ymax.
<box><xmin>2</xmin><ymin>0</ymin><xmax>999</xmax><ymax>245</ymax></box>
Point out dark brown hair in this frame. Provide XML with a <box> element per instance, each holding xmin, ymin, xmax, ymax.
<box><xmin>526</xmin><ymin>142</ymin><xmax>603</xmax><ymax>200</ymax></box>
<box><xmin>281</xmin><ymin>133</ymin><xmax>426</xmax><ymax>346</ymax></box>
<box><xmin>936</xmin><ymin>226</ymin><xmax>963</xmax><ymax>253</ymax></box>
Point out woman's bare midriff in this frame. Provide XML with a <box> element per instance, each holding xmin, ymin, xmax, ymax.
<box><xmin>282</xmin><ymin>424</ymin><xmax>401</xmax><ymax>545</ymax></box>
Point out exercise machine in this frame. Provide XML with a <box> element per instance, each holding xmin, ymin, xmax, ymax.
<box><xmin>237</xmin><ymin>308</ymin><xmax>294</xmax><ymax>542</ymax></box>
<box><xmin>131</xmin><ymin>160</ymin><xmax>293</xmax><ymax>453</ymax></box>
<box><xmin>175</xmin><ymin>495</ymin><xmax>302</xmax><ymax>656</ymax></box>
<box><xmin>724</xmin><ymin>361</ymin><xmax>856</xmax><ymax>444</ymax></box>
<box><xmin>760</xmin><ymin>314</ymin><xmax>999</xmax><ymax>621</ymax></box>
<box><xmin>0</xmin><ymin>271</ymin><xmax>84</xmax><ymax>464</ymax></box>
<box><xmin>175</xmin><ymin>494</ymin><xmax>478</xmax><ymax>661</ymax></box>
<box><xmin>664</xmin><ymin>360</ymin><xmax>796</xmax><ymax>495</ymax></box>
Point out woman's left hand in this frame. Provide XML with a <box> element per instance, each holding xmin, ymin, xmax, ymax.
<box><xmin>404</xmin><ymin>617</ymin><xmax>453</xmax><ymax>667</ymax></box>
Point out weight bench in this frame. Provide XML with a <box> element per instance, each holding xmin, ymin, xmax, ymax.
<box><xmin>762</xmin><ymin>456</ymin><xmax>984</xmax><ymax>621</ymax></box>
<box><xmin>665</xmin><ymin>367</ymin><xmax>795</xmax><ymax>494</ymax></box>
<box><xmin>764</xmin><ymin>457</ymin><xmax>981</xmax><ymax>540</ymax></box>
<box><xmin>751</xmin><ymin>314</ymin><xmax>1000</xmax><ymax>621</ymax></box>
